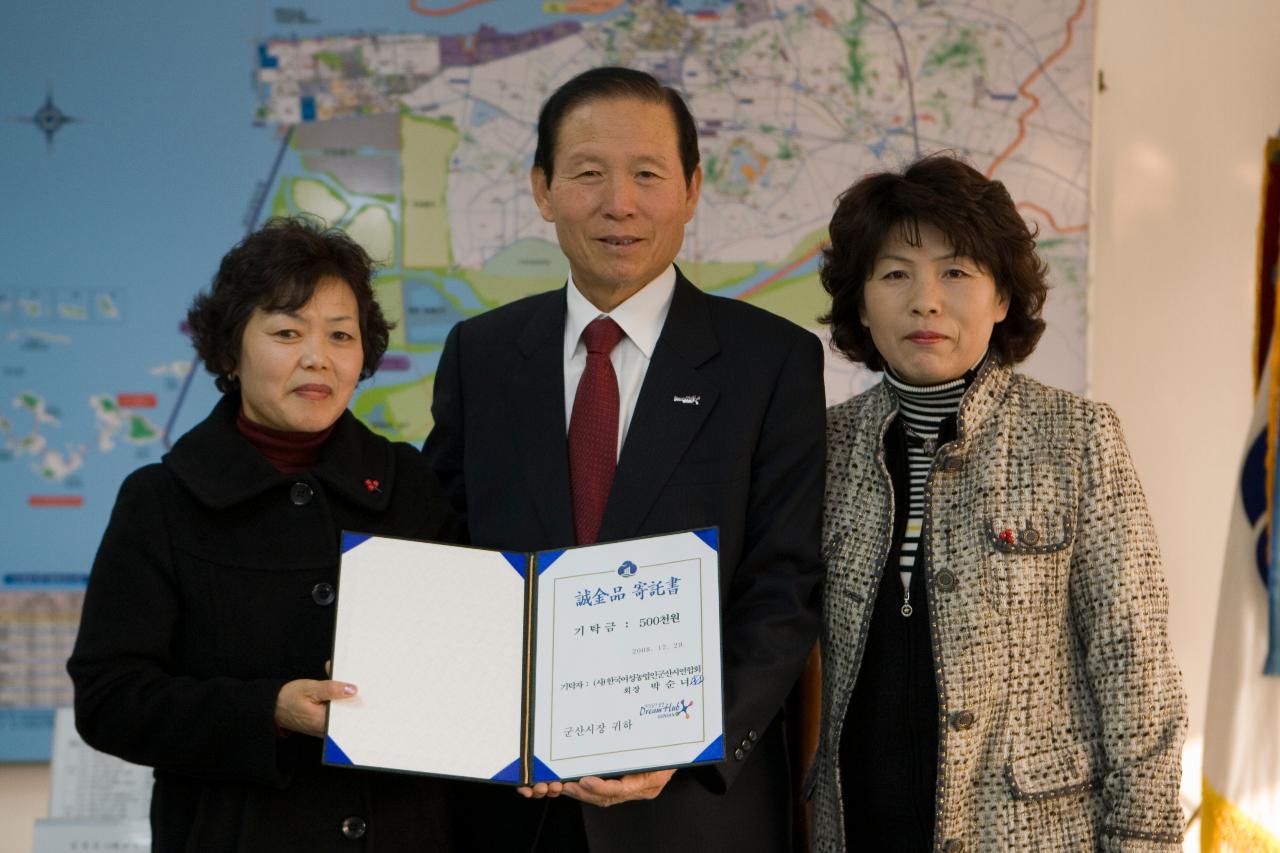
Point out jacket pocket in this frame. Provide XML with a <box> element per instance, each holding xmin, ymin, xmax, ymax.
<box><xmin>1004</xmin><ymin>739</ymin><xmax>1103</xmax><ymax>801</ymax></box>
<box><xmin>984</xmin><ymin>514</ymin><xmax>1074</xmax><ymax>554</ymax></box>
<box><xmin>980</xmin><ymin>513</ymin><xmax>1074</xmax><ymax>613</ymax></box>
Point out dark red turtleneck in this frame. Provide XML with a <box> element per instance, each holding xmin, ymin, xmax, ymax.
<box><xmin>235</xmin><ymin>410</ymin><xmax>335</xmax><ymax>474</ymax></box>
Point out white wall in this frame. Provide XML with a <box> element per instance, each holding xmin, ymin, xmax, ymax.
<box><xmin>1091</xmin><ymin>0</ymin><xmax>1280</xmax><ymax>841</ymax></box>
<box><xmin>5</xmin><ymin>1</ymin><xmax>1280</xmax><ymax>849</ymax></box>
<box><xmin>1</xmin><ymin>764</ymin><xmax>50</xmax><ymax>852</ymax></box>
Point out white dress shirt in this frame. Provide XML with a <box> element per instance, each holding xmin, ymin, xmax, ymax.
<box><xmin>563</xmin><ymin>265</ymin><xmax>677</xmax><ymax>458</ymax></box>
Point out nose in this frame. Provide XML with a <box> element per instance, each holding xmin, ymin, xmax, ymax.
<box><xmin>909</xmin><ymin>276</ymin><xmax>943</xmax><ymax>316</ymax></box>
<box><xmin>601</xmin><ymin>175</ymin><xmax>637</xmax><ymax>218</ymax></box>
<box><xmin>299</xmin><ymin>334</ymin><xmax>330</xmax><ymax>369</ymax></box>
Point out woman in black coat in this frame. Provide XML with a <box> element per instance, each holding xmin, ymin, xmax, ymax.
<box><xmin>68</xmin><ymin>218</ymin><xmax>458</xmax><ymax>851</ymax></box>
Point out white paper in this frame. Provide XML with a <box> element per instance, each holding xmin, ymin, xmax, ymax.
<box><xmin>530</xmin><ymin>530</ymin><xmax>723</xmax><ymax>781</ymax></box>
<box><xmin>326</xmin><ymin>530</ymin><xmax>723</xmax><ymax>785</ymax></box>
<box><xmin>326</xmin><ymin>537</ymin><xmax>525</xmax><ymax>781</ymax></box>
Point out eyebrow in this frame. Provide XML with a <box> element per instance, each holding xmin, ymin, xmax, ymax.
<box><xmin>275</xmin><ymin>310</ymin><xmax>357</xmax><ymax>322</ymax></box>
<box><xmin>562</xmin><ymin>151</ymin><xmax>672</xmax><ymax>169</ymax></box>
<box><xmin>875</xmin><ymin>252</ymin><xmax>971</xmax><ymax>264</ymax></box>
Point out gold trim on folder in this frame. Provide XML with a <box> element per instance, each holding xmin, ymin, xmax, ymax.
<box><xmin>521</xmin><ymin>553</ymin><xmax>536</xmax><ymax>786</ymax></box>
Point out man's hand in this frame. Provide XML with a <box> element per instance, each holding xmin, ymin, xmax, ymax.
<box><xmin>560</xmin><ymin>769</ymin><xmax>676</xmax><ymax>807</ymax></box>
<box><xmin>274</xmin><ymin>678</ymin><xmax>356</xmax><ymax>738</ymax></box>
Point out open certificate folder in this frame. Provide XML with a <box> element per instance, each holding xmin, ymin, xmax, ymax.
<box><xmin>324</xmin><ymin>528</ymin><xmax>724</xmax><ymax>785</ymax></box>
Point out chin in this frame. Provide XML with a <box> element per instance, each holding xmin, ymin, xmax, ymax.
<box><xmin>289</xmin><ymin>409</ymin><xmax>343</xmax><ymax>433</ymax></box>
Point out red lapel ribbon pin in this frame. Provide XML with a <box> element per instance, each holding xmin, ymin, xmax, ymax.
<box><xmin>364</xmin><ymin>478</ymin><xmax>381</xmax><ymax>493</ymax></box>
<box><xmin>998</xmin><ymin>528</ymin><xmax>1016</xmax><ymax>546</ymax></box>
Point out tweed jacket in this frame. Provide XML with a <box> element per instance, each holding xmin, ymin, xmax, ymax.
<box><xmin>809</xmin><ymin>363</ymin><xmax>1187</xmax><ymax>852</ymax></box>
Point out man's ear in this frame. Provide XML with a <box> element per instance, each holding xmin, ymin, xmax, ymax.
<box><xmin>683</xmin><ymin>164</ymin><xmax>703</xmax><ymax>223</ymax></box>
<box><xmin>531</xmin><ymin>167</ymin><xmax>555</xmax><ymax>223</ymax></box>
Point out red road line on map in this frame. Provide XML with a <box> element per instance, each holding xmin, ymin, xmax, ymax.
<box><xmin>737</xmin><ymin>243</ymin><xmax>826</xmax><ymax>301</ymax></box>
<box><xmin>410</xmin><ymin>0</ymin><xmax>493</xmax><ymax>16</ymax></box>
<box><xmin>29</xmin><ymin>496</ymin><xmax>84</xmax><ymax>508</ymax></box>
<box><xmin>986</xmin><ymin>0</ymin><xmax>1087</xmax><ymax>179</ymax></box>
<box><xmin>1017</xmin><ymin>201</ymin><xmax>1086</xmax><ymax>235</ymax></box>
<box><xmin>116</xmin><ymin>393</ymin><xmax>157</xmax><ymax>409</ymax></box>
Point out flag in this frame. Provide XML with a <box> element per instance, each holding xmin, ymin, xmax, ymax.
<box><xmin>1200</xmin><ymin>137</ymin><xmax>1280</xmax><ymax>851</ymax></box>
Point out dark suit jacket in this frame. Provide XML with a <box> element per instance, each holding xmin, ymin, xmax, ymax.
<box><xmin>423</xmin><ymin>271</ymin><xmax>825</xmax><ymax>853</ymax></box>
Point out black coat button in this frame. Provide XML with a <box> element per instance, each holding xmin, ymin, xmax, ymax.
<box><xmin>748</xmin><ymin>729</ymin><xmax>758</xmax><ymax>742</ymax></box>
<box><xmin>934</xmin><ymin>569</ymin><xmax>958</xmax><ymax>591</ymax></box>
<box><xmin>341</xmin><ymin>816</ymin><xmax>367</xmax><ymax>839</ymax></box>
<box><xmin>290</xmin><ymin>482</ymin><xmax>314</xmax><ymax>506</ymax></box>
<box><xmin>950</xmin><ymin>710</ymin><xmax>976</xmax><ymax>731</ymax></box>
<box><xmin>734</xmin><ymin>747</ymin><xmax>745</xmax><ymax>760</ymax></box>
<box><xmin>312</xmin><ymin>583</ymin><xmax>336</xmax><ymax>606</ymax></box>
<box><xmin>1021</xmin><ymin>527</ymin><xmax>1040</xmax><ymax>545</ymax></box>
<box><xmin>942</xmin><ymin>839</ymin><xmax>964</xmax><ymax>853</ymax></box>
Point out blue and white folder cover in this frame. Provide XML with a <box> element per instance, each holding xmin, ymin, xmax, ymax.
<box><xmin>324</xmin><ymin>528</ymin><xmax>724</xmax><ymax>785</ymax></box>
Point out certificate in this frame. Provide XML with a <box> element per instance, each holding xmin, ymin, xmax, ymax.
<box><xmin>324</xmin><ymin>528</ymin><xmax>724</xmax><ymax>785</ymax></box>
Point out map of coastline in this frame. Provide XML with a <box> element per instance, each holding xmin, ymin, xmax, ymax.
<box><xmin>246</xmin><ymin>0</ymin><xmax>1091</xmax><ymax>446</ymax></box>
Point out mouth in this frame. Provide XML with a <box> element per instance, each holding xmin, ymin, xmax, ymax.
<box><xmin>293</xmin><ymin>384</ymin><xmax>333</xmax><ymax>400</ymax></box>
<box><xmin>597</xmin><ymin>236</ymin><xmax>642</xmax><ymax>248</ymax></box>
<box><xmin>906</xmin><ymin>331</ymin><xmax>947</xmax><ymax>344</ymax></box>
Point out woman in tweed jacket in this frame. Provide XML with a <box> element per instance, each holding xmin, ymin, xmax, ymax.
<box><xmin>808</xmin><ymin>156</ymin><xmax>1186</xmax><ymax>851</ymax></box>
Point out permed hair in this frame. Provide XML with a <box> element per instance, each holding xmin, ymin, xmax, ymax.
<box><xmin>187</xmin><ymin>216</ymin><xmax>391</xmax><ymax>393</ymax></box>
<box><xmin>819</xmin><ymin>154</ymin><xmax>1048</xmax><ymax>371</ymax></box>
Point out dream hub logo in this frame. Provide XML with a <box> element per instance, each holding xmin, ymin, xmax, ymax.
<box><xmin>639</xmin><ymin>699</ymin><xmax>694</xmax><ymax>719</ymax></box>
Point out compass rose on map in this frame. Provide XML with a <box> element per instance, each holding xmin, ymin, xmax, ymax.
<box><xmin>11</xmin><ymin>90</ymin><xmax>78</xmax><ymax>153</ymax></box>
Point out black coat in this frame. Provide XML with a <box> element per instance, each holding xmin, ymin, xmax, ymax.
<box><xmin>423</xmin><ymin>272</ymin><xmax>826</xmax><ymax>853</ymax></box>
<box><xmin>68</xmin><ymin>393</ymin><xmax>459</xmax><ymax>852</ymax></box>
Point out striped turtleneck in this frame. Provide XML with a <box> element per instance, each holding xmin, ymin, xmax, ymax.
<box><xmin>883</xmin><ymin>355</ymin><xmax>985</xmax><ymax>614</ymax></box>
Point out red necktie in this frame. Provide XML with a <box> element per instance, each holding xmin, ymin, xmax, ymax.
<box><xmin>569</xmin><ymin>317</ymin><xmax>625</xmax><ymax>545</ymax></box>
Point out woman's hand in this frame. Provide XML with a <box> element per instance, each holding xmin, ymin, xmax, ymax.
<box><xmin>274</xmin><ymin>678</ymin><xmax>356</xmax><ymax>737</ymax></box>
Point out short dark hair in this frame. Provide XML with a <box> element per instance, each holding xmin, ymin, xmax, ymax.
<box><xmin>819</xmin><ymin>154</ymin><xmax>1048</xmax><ymax>371</ymax></box>
<box><xmin>533</xmin><ymin>66</ymin><xmax>700</xmax><ymax>185</ymax></box>
<box><xmin>187</xmin><ymin>216</ymin><xmax>391</xmax><ymax>393</ymax></box>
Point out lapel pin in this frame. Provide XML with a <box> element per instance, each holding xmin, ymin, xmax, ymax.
<box><xmin>998</xmin><ymin>528</ymin><xmax>1016</xmax><ymax>546</ymax></box>
<box><xmin>673</xmin><ymin>395</ymin><xmax>701</xmax><ymax>406</ymax></box>
<box><xmin>364</xmin><ymin>478</ymin><xmax>381</xmax><ymax>494</ymax></box>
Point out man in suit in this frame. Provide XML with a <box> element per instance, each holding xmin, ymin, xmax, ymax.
<box><xmin>423</xmin><ymin>66</ymin><xmax>824</xmax><ymax>853</ymax></box>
